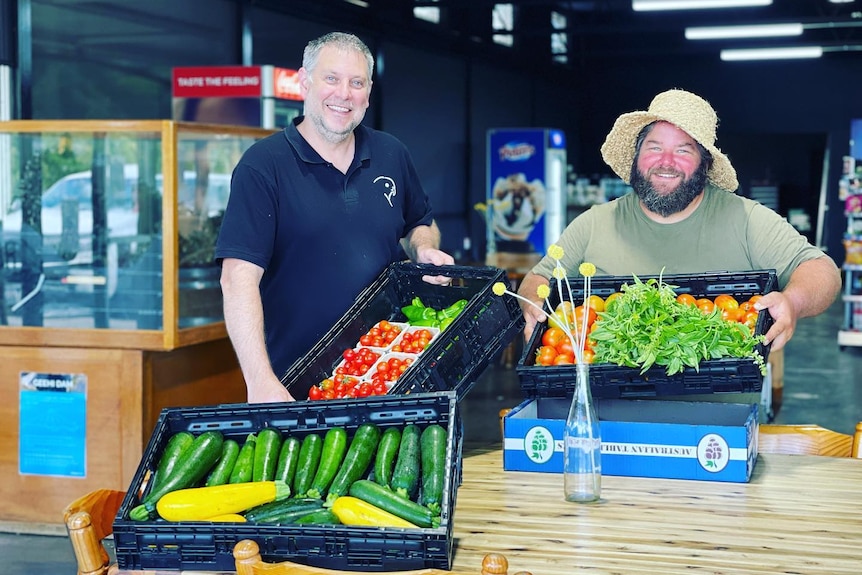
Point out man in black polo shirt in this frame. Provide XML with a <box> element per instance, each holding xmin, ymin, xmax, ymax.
<box><xmin>216</xmin><ymin>32</ymin><xmax>453</xmax><ymax>403</ymax></box>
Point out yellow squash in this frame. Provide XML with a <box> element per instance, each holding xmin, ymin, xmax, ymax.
<box><xmin>330</xmin><ymin>496</ymin><xmax>419</xmax><ymax>528</ymax></box>
<box><xmin>156</xmin><ymin>480</ymin><xmax>290</xmax><ymax>521</ymax></box>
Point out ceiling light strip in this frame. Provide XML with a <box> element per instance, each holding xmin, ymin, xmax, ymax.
<box><xmin>686</xmin><ymin>23</ymin><xmax>803</xmax><ymax>39</ymax></box>
<box><xmin>720</xmin><ymin>46</ymin><xmax>824</xmax><ymax>61</ymax></box>
<box><xmin>633</xmin><ymin>0</ymin><xmax>772</xmax><ymax>11</ymax></box>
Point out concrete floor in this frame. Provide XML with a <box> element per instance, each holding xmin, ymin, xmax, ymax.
<box><xmin>3</xmin><ymin>299</ymin><xmax>860</xmax><ymax>574</ymax></box>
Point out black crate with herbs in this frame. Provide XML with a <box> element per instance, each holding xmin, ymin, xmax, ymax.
<box><xmin>516</xmin><ymin>270</ymin><xmax>778</xmax><ymax>399</ymax></box>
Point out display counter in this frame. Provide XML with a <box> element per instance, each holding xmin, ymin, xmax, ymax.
<box><xmin>0</xmin><ymin>120</ymin><xmax>273</xmax><ymax>526</ymax></box>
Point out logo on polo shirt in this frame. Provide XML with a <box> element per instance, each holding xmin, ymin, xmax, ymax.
<box><xmin>373</xmin><ymin>175</ymin><xmax>397</xmax><ymax>207</ymax></box>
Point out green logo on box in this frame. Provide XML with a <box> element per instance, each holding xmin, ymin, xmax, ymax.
<box><xmin>524</xmin><ymin>426</ymin><xmax>554</xmax><ymax>464</ymax></box>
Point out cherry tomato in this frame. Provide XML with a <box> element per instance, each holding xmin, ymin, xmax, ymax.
<box><xmin>308</xmin><ymin>386</ymin><xmax>323</xmax><ymax>400</ymax></box>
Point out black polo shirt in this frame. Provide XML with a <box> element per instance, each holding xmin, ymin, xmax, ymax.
<box><xmin>216</xmin><ymin>117</ymin><xmax>434</xmax><ymax>396</ymax></box>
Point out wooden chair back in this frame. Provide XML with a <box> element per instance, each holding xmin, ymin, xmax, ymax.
<box><xmin>234</xmin><ymin>540</ymin><xmax>531</xmax><ymax>575</ymax></box>
<box><xmin>63</xmin><ymin>488</ymin><xmax>126</xmax><ymax>575</ymax></box>
<box><xmin>758</xmin><ymin>422</ymin><xmax>862</xmax><ymax>457</ymax></box>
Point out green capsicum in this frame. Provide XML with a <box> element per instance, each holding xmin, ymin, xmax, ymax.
<box><xmin>436</xmin><ymin>299</ymin><xmax>468</xmax><ymax>321</ymax></box>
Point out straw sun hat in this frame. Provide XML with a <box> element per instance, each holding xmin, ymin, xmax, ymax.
<box><xmin>600</xmin><ymin>89</ymin><xmax>739</xmax><ymax>193</ymax></box>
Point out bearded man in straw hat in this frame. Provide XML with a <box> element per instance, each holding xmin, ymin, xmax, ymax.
<box><xmin>518</xmin><ymin>89</ymin><xmax>840</xmax><ymax>360</ymax></box>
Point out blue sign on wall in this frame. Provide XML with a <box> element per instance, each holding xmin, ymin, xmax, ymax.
<box><xmin>19</xmin><ymin>372</ymin><xmax>87</xmax><ymax>477</ymax></box>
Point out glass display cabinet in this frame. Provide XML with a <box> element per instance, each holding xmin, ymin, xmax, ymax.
<box><xmin>0</xmin><ymin>121</ymin><xmax>274</xmax><ymax>525</ymax></box>
<box><xmin>0</xmin><ymin>120</ymin><xmax>272</xmax><ymax>346</ymax></box>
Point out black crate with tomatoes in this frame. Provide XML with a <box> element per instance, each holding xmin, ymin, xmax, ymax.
<box><xmin>516</xmin><ymin>270</ymin><xmax>778</xmax><ymax>399</ymax></box>
<box><xmin>282</xmin><ymin>262</ymin><xmax>524</xmax><ymax>401</ymax></box>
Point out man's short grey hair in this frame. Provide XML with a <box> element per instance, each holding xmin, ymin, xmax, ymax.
<box><xmin>303</xmin><ymin>32</ymin><xmax>374</xmax><ymax>79</ymax></box>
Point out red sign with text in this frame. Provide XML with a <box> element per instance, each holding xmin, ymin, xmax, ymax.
<box><xmin>173</xmin><ymin>66</ymin><xmax>263</xmax><ymax>98</ymax></box>
<box><xmin>273</xmin><ymin>67</ymin><xmax>303</xmax><ymax>101</ymax></box>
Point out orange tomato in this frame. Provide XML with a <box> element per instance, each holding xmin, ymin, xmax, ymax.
<box><xmin>553</xmin><ymin>353</ymin><xmax>575</xmax><ymax>365</ymax></box>
<box><xmin>556</xmin><ymin>338</ymin><xmax>575</xmax><ymax>358</ymax></box>
<box><xmin>536</xmin><ymin>345</ymin><xmax>558</xmax><ymax>366</ymax></box>
<box><xmin>747</xmin><ymin>294</ymin><xmax>763</xmax><ymax>307</ymax></box>
<box><xmin>578</xmin><ymin>348</ymin><xmax>596</xmax><ymax>364</ymax></box>
<box><xmin>574</xmin><ymin>305</ymin><xmax>598</xmax><ymax>329</ymax></box>
<box><xmin>676</xmin><ymin>293</ymin><xmax>696</xmax><ymax>306</ymax></box>
<box><xmin>604</xmin><ymin>292</ymin><xmax>623</xmax><ymax>309</ymax></box>
<box><xmin>714</xmin><ymin>294</ymin><xmax>740</xmax><ymax>311</ymax></box>
<box><xmin>721</xmin><ymin>308</ymin><xmax>745</xmax><ymax>323</ymax></box>
<box><xmin>585</xmin><ymin>295</ymin><xmax>605</xmax><ymax>313</ymax></box>
<box><xmin>695</xmin><ymin>298</ymin><xmax>715</xmax><ymax>314</ymax></box>
<box><xmin>542</xmin><ymin>326</ymin><xmax>567</xmax><ymax>348</ymax></box>
<box><xmin>743</xmin><ymin>310</ymin><xmax>759</xmax><ymax>331</ymax></box>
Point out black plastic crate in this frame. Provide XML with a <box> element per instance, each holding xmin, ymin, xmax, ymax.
<box><xmin>281</xmin><ymin>262</ymin><xmax>524</xmax><ymax>400</ymax></box>
<box><xmin>516</xmin><ymin>270</ymin><xmax>778</xmax><ymax>399</ymax></box>
<box><xmin>113</xmin><ymin>392</ymin><xmax>462</xmax><ymax>572</ymax></box>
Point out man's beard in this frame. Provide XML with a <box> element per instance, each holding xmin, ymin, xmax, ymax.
<box><xmin>630</xmin><ymin>162</ymin><xmax>709</xmax><ymax>217</ymax></box>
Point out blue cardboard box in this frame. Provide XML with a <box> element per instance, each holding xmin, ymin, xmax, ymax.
<box><xmin>503</xmin><ymin>398</ymin><xmax>758</xmax><ymax>483</ymax></box>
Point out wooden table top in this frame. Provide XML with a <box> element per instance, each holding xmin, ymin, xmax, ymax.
<box><xmin>452</xmin><ymin>448</ymin><xmax>862</xmax><ymax>575</ymax></box>
<box><xmin>114</xmin><ymin>449</ymin><xmax>862</xmax><ymax>575</ymax></box>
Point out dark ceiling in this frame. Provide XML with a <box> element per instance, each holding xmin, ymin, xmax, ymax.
<box><xmin>257</xmin><ymin>0</ymin><xmax>862</xmax><ymax>67</ymax></box>
<box><xmin>27</xmin><ymin>0</ymin><xmax>862</xmax><ymax>84</ymax></box>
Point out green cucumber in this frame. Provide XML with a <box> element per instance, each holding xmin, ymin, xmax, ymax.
<box><xmin>229</xmin><ymin>433</ymin><xmax>257</xmax><ymax>484</ymax></box>
<box><xmin>306</xmin><ymin>427</ymin><xmax>348</xmax><ymax>499</ymax></box>
<box><xmin>419</xmin><ymin>424</ymin><xmax>447</xmax><ymax>513</ymax></box>
<box><xmin>292</xmin><ymin>433</ymin><xmax>323</xmax><ymax>497</ymax></box>
<box><xmin>243</xmin><ymin>497</ymin><xmax>324</xmax><ymax>524</ymax></box>
<box><xmin>275</xmin><ymin>436</ymin><xmax>301</xmax><ymax>486</ymax></box>
<box><xmin>150</xmin><ymin>431</ymin><xmax>193</xmax><ymax>493</ymax></box>
<box><xmin>324</xmin><ymin>423</ymin><xmax>381</xmax><ymax>506</ymax></box>
<box><xmin>130</xmin><ymin>430</ymin><xmax>224</xmax><ymax>521</ymax></box>
<box><xmin>205</xmin><ymin>439</ymin><xmax>240</xmax><ymax>487</ymax></box>
<box><xmin>373</xmin><ymin>427</ymin><xmax>401</xmax><ymax>488</ymax></box>
<box><xmin>349</xmin><ymin>479</ymin><xmax>438</xmax><ymax>528</ymax></box>
<box><xmin>253</xmin><ymin>427</ymin><xmax>282</xmax><ymax>482</ymax></box>
<box><xmin>294</xmin><ymin>508</ymin><xmax>341</xmax><ymax>525</ymax></box>
<box><xmin>391</xmin><ymin>424</ymin><xmax>421</xmax><ymax>500</ymax></box>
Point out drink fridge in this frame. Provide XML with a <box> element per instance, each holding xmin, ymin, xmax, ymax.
<box><xmin>486</xmin><ymin>128</ymin><xmax>567</xmax><ymax>255</ymax></box>
<box><xmin>172</xmin><ymin>65</ymin><xmax>303</xmax><ymax>129</ymax></box>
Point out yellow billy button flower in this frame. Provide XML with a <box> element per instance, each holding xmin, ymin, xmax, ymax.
<box><xmin>536</xmin><ymin>284</ymin><xmax>550</xmax><ymax>299</ymax></box>
<box><xmin>492</xmin><ymin>282</ymin><xmax>508</xmax><ymax>297</ymax></box>
<box><xmin>547</xmin><ymin>244</ymin><xmax>564</xmax><ymax>260</ymax></box>
<box><xmin>579</xmin><ymin>262</ymin><xmax>596</xmax><ymax>278</ymax></box>
<box><xmin>552</xmin><ymin>267</ymin><xmax>566</xmax><ymax>280</ymax></box>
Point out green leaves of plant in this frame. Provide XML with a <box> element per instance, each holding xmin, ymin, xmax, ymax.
<box><xmin>590</xmin><ymin>275</ymin><xmax>765</xmax><ymax>376</ymax></box>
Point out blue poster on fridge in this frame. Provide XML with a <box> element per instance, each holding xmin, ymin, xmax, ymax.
<box><xmin>487</xmin><ymin>128</ymin><xmax>567</xmax><ymax>254</ymax></box>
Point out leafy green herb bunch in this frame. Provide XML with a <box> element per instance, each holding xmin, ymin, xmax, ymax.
<box><xmin>588</xmin><ymin>272</ymin><xmax>766</xmax><ymax>376</ymax></box>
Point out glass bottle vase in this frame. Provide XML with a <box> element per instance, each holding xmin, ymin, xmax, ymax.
<box><xmin>563</xmin><ymin>362</ymin><xmax>602</xmax><ymax>503</ymax></box>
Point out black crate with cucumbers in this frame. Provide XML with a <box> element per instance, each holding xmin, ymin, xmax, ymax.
<box><xmin>112</xmin><ymin>392</ymin><xmax>462</xmax><ymax>572</ymax></box>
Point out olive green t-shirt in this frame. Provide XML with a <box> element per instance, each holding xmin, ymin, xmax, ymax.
<box><xmin>532</xmin><ymin>184</ymin><xmax>826</xmax><ymax>288</ymax></box>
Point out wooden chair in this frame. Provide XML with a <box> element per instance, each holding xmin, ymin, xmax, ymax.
<box><xmin>758</xmin><ymin>422</ymin><xmax>862</xmax><ymax>457</ymax></box>
<box><xmin>234</xmin><ymin>541</ymin><xmax>530</xmax><ymax>575</ymax></box>
<box><xmin>63</xmin><ymin>488</ymin><xmax>126</xmax><ymax>575</ymax></box>
<box><xmin>63</xmin><ymin>489</ymin><xmax>532</xmax><ymax>575</ymax></box>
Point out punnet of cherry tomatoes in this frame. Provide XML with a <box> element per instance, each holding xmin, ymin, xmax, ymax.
<box><xmin>306</xmin><ymin>321</ymin><xmax>438</xmax><ymax>400</ymax></box>
<box><xmin>533</xmin><ymin>279</ymin><xmax>766</xmax><ymax>377</ymax></box>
